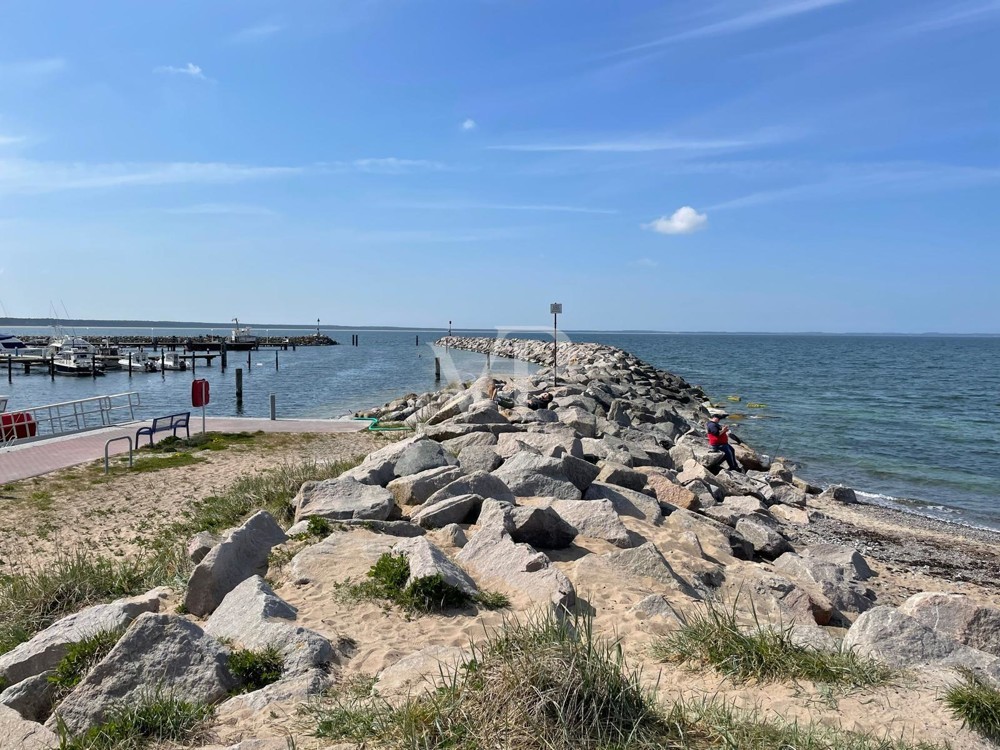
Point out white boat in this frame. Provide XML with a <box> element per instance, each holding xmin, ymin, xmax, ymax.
<box><xmin>54</xmin><ymin>350</ymin><xmax>104</xmax><ymax>376</ymax></box>
<box><xmin>118</xmin><ymin>353</ymin><xmax>157</xmax><ymax>372</ymax></box>
<box><xmin>0</xmin><ymin>334</ymin><xmax>26</xmax><ymax>352</ymax></box>
<box><xmin>230</xmin><ymin>318</ymin><xmax>258</xmax><ymax>346</ymax></box>
<box><xmin>159</xmin><ymin>352</ymin><xmax>187</xmax><ymax>371</ymax></box>
<box><xmin>47</xmin><ymin>334</ymin><xmax>97</xmax><ymax>357</ymax></box>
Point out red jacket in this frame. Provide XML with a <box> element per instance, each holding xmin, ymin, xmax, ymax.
<box><xmin>707</xmin><ymin>422</ymin><xmax>728</xmax><ymax>447</ymax></box>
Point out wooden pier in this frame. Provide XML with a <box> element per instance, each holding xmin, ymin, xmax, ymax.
<box><xmin>3</xmin><ymin>353</ymin><xmax>218</xmax><ymax>378</ymax></box>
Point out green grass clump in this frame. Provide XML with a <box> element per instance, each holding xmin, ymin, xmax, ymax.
<box><xmin>335</xmin><ymin>553</ymin><xmax>508</xmax><ymax>614</ymax></box>
<box><xmin>183</xmin><ymin>458</ymin><xmax>362</xmax><ymax>533</ymax></box>
<box><xmin>49</xmin><ymin>627</ymin><xmax>126</xmax><ymax>700</ymax></box>
<box><xmin>228</xmin><ymin>645</ymin><xmax>284</xmax><ymax>693</ymax></box>
<box><xmin>308</xmin><ymin>611</ymin><xmax>943</xmax><ymax>750</ymax></box>
<box><xmin>653</xmin><ymin>604</ymin><xmax>893</xmax><ymax>687</ymax></box>
<box><xmin>56</xmin><ymin>689</ymin><xmax>212</xmax><ymax>750</ymax></box>
<box><xmin>129</xmin><ymin>452</ymin><xmax>206</xmax><ymax>474</ymax></box>
<box><xmin>144</xmin><ymin>431</ymin><xmax>261</xmax><ymax>454</ymax></box>
<box><xmin>306</xmin><ymin>516</ymin><xmax>333</xmax><ymax>537</ymax></box>
<box><xmin>944</xmin><ymin>667</ymin><xmax>1000</xmax><ymax>743</ymax></box>
<box><xmin>0</xmin><ymin>549</ymin><xmax>186</xmax><ymax>656</ymax></box>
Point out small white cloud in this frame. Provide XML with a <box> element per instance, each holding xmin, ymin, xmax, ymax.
<box><xmin>0</xmin><ymin>134</ymin><xmax>26</xmax><ymax>146</ymax></box>
<box><xmin>461</xmin><ymin>118</ymin><xmax>477</xmax><ymax>131</ymax></box>
<box><xmin>153</xmin><ymin>63</ymin><xmax>206</xmax><ymax>80</ymax></box>
<box><xmin>643</xmin><ymin>206</ymin><xmax>708</xmax><ymax>235</ymax></box>
<box><xmin>164</xmin><ymin>203</ymin><xmax>278</xmax><ymax>217</ymax></box>
<box><xmin>349</xmin><ymin>157</ymin><xmax>446</xmax><ymax>174</ymax></box>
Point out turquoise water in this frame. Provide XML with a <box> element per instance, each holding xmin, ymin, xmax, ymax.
<box><xmin>2</xmin><ymin>326</ymin><xmax>998</xmax><ymax>529</ymax></box>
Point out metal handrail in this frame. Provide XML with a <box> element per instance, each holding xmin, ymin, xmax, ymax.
<box><xmin>104</xmin><ymin>435</ymin><xmax>134</xmax><ymax>474</ymax></box>
<box><xmin>0</xmin><ymin>391</ymin><xmax>142</xmax><ymax>447</ymax></box>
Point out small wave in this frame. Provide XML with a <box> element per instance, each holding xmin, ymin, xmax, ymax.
<box><xmin>854</xmin><ymin>490</ymin><xmax>998</xmax><ymax>532</ymax></box>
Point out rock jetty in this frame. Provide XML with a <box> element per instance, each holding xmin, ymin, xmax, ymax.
<box><xmin>2</xmin><ymin>335</ymin><xmax>997</xmax><ymax>748</ymax></box>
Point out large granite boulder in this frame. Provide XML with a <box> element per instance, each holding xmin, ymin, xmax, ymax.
<box><xmin>184</xmin><ymin>511</ymin><xmax>287</xmax><ymax>618</ymax></box>
<box><xmin>492</xmin><ymin>452</ymin><xmax>581</xmax><ymax>500</ymax></box>
<box><xmin>507</xmin><ymin>506</ymin><xmax>577</xmax><ymax>549</ymax></box>
<box><xmin>425</xmin><ymin>471</ymin><xmax>515</xmax><ymax>505</ymax></box>
<box><xmin>0</xmin><ymin>588</ymin><xmax>165</xmax><ymax>688</ymax></box>
<box><xmin>48</xmin><ymin>613</ymin><xmax>237</xmax><ymax>735</ymax></box>
<box><xmin>0</xmin><ymin>671</ymin><xmax>57</xmax><ymax>722</ymax></box>
<box><xmin>386</xmin><ymin>466</ymin><xmax>463</xmax><ymax>506</ymax></box>
<box><xmin>583</xmin><ymin>482</ymin><xmax>662</xmax><ymax>523</ymax></box>
<box><xmin>392</xmin><ymin>537</ymin><xmax>478</xmax><ymax>596</ymax></box>
<box><xmin>0</xmin><ymin>705</ymin><xmax>57</xmax><ymax>750</ymax></box>
<box><xmin>561</xmin><ymin>455</ymin><xmax>601</xmax><ymax>493</ymax></box>
<box><xmin>293</xmin><ymin>476</ymin><xmax>397</xmax><ymax>523</ymax></box>
<box><xmin>204</xmin><ymin>577</ymin><xmax>334</xmax><ymax>676</ymax></box>
<box><xmin>899</xmin><ymin>593</ymin><xmax>1000</xmax><ymax>657</ymax></box>
<box><xmin>458</xmin><ymin>445</ymin><xmax>504</xmax><ymax>474</ymax></box>
<box><xmin>735</xmin><ymin>517</ymin><xmax>792</xmax><ymax>560</ymax></box>
<box><xmin>595</xmin><ymin>462</ymin><xmax>647</xmax><ymax>493</ymax></box>
<box><xmin>576</xmin><ymin>543</ymin><xmax>697</xmax><ymax>598</ymax></box>
<box><xmin>411</xmin><ymin>494</ymin><xmax>484</xmax><ymax>529</ymax></box>
<box><xmin>393</xmin><ymin>439</ymin><xmax>457</xmax><ymax>477</ymax></box>
<box><xmin>548</xmin><ymin>499</ymin><xmax>633</xmax><ymax>548</ymax></box>
<box><xmin>457</xmin><ymin>527</ymin><xmax>575</xmax><ymax>609</ymax></box>
<box><xmin>843</xmin><ymin>606</ymin><xmax>1000</xmax><ymax>680</ymax></box>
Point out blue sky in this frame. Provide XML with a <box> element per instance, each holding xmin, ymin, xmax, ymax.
<box><xmin>0</xmin><ymin>0</ymin><xmax>997</xmax><ymax>332</ymax></box>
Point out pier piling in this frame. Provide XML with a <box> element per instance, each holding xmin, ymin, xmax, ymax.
<box><xmin>236</xmin><ymin>368</ymin><xmax>244</xmax><ymax>405</ymax></box>
<box><xmin>7</xmin><ymin>356</ymin><xmax>11</xmax><ymax>384</ymax></box>
<box><xmin>269</xmin><ymin>393</ymin><xmax>276</xmax><ymax>420</ymax></box>
<box><xmin>275</xmin><ymin>350</ymin><xmax>279</xmax><ymax>371</ymax></box>
<box><xmin>128</xmin><ymin>353</ymin><xmax>132</xmax><ymax>376</ymax></box>
<box><xmin>435</xmin><ymin>357</ymin><xmax>441</xmax><ymax>382</ymax></box>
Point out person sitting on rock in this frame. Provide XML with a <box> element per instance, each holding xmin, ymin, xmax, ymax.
<box><xmin>707</xmin><ymin>414</ymin><xmax>742</xmax><ymax>472</ymax></box>
<box><xmin>526</xmin><ymin>392</ymin><xmax>554</xmax><ymax>410</ymax></box>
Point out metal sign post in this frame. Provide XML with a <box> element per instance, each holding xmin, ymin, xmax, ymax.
<box><xmin>550</xmin><ymin>303</ymin><xmax>562</xmax><ymax>388</ymax></box>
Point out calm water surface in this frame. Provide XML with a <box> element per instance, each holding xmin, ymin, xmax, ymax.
<box><xmin>3</xmin><ymin>327</ymin><xmax>998</xmax><ymax>529</ymax></box>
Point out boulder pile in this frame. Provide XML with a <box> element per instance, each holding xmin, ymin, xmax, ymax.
<box><xmin>2</xmin><ymin>335</ymin><xmax>995</xmax><ymax>748</ymax></box>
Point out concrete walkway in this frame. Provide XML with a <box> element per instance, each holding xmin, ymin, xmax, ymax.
<box><xmin>0</xmin><ymin>417</ymin><xmax>368</xmax><ymax>484</ymax></box>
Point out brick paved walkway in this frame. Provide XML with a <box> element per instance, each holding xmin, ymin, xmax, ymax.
<box><xmin>0</xmin><ymin>418</ymin><xmax>368</xmax><ymax>484</ymax></box>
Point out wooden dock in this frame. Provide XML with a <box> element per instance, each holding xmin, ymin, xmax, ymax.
<box><xmin>3</xmin><ymin>353</ymin><xmax>218</xmax><ymax>378</ymax></box>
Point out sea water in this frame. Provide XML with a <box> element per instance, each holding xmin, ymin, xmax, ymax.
<box><xmin>2</xmin><ymin>327</ymin><xmax>998</xmax><ymax>530</ymax></box>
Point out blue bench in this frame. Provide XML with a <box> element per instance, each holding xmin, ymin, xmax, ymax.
<box><xmin>136</xmin><ymin>412</ymin><xmax>191</xmax><ymax>446</ymax></box>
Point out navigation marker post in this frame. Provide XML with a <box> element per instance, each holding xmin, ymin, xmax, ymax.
<box><xmin>550</xmin><ymin>303</ymin><xmax>562</xmax><ymax>389</ymax></box>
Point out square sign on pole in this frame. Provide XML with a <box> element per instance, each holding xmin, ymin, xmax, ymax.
<box><xmin>550</xmin><ymin>303</ymin><xmax>562</xmax><ymax>388</ymax></box>
<box><xmin>550</xmin><ymin>303</ymin><xmax>562</xmax><ymax>314</ymax></box>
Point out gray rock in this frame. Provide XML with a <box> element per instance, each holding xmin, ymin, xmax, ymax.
<box><xmin>214</xmin><ymin>667</ymin><xmax>330</xmax><ymax>719</ymax></box>
<box><xmin>341</xmin><ymin>435</ymin><xmax>425</xmax><ymax>486</ymax></box>
<box><xmin>820</xmin><ymin>485</ymin><xmax>858</xmax><ymax>504</ymax></box>
<box><xmin>558</xmin><ymin>406</ymin><xmax>598</xmax><ymax>438</ymax></box>
<box><xmin>394</xmin><ymin>439</ymin><xmax>457</xmax><ymax>477</ymax></box>
<box><xmin>374</xmin><ymin>646</ymin><xmax>467</xmax><ymax>699</ymax></box>
<box><xmin>0</xmin><ymin>588</ymin><xmax>165</xmax><ymax>688</ymax></box>
<box><xmin>204</xmin><ymin>576</ymin><xmax>334</xmax><ymax>676</ymax></box>
<box><xmin>393</xmin><ymin>537</ymin><xmax>478</xmax><ymax>596</ymax></box>
<box><xmin>0</xmin><ymin>671</ymin><xmax>56</xmax><ymax>722</ymax></box>
<box><xmin>457</xmin><ymin>527</ymin><xmax>575</xmax><ymax>609</ymax></box>
<box><xmin>437</xmin><ymin>523</ymin><xmax>468</xmax><ymax>548</ymax></box>
<box><xmin>770</xmin><ymin>504</ymin><xmax>812</xmax><ymax>525</ymax></box>
<box><xmin>561</xmin><ymin>455</ymin><xmax>601</xmax><ymax>492</ymax></box>
<box><xmin>595</xmin><ymin>462</ymin><xmax>647</xmax><ymax>492</ymax></box>
<box><xmin>578</xmin><ymin>543</ymin><xmax>696</xmax><ymax>597</ymax></box>
<box><xmin>773</xmin><ymin>552</ymin><xmax>874</xmax><ymax>614</ymax></box>
<box><xmin>48</xmin><ymin>613</ymin><xmax>237</xmax><ymax>735</ymax></box>
<box><xmin>458</xmin><ymin>445</ymin><xmax>503</xmax><ymax>474</ymax></box>
<box><xmin>387</xmin><ymin>466</ymin><xmax>463</xmax><ymax>506</ymax></box>
<box><xmin>664</xmin><ymin>509</ymin><xmax>752</xmax><ymax>559</ymax></box>
<box><xmin>583</xmin><ymin>482</ymin><xmax>662</xmax><ymax>523</ymax></box>
<box><xmin>463</xmin><ymin>401</ymin><xmax>510</xmax><ymax>425</ymax></box>
<box><xmin>843</xmin><ymin>606</ymin><xmax>1000</xmax><ymax>680</ymax></box>
<box><xmin>410</xmin><ymin>494</ymin><xmax>483</xmax><ymax>529</ymax></box>
<box><xmin>496</xmin><ymin>431</ymin><xmax>584</xmax><ymax>460</ymax></box>
<box><xmin>714</xmin><ymin>469</ymin><xmax>774</xmax><ymax>502</ymax></box>
<box><xmin>427</xmin><ymin>392</ymin><xmax>475</xmax><ymax>425</ymax></box>
<box><xmin>188</xmin><ymin>531</ymin><xmax>222</xmax><ymax>564</ymax></box>
<box><xmin>899</xmin><ymin>593</ymin><xmax>1000</xmax><ymax>657</ymax></box>
<box><xmin>631</xmin><ymin>595</ymin><xmax>684</xmax><ymax>624</ymax></box>
<box><xmin>293</xmin><ymin>475</ymin><xmax>397</xmax><ymax>523</ymax></box>
<box><xmin>507</xmin><ymin>506</ymin><xmax>577</xmax><ymax>549</ymax></box>
<box><xmin>492</xmin><ymin>452</ymin><xmax>581</xmax><ymax>500</ymax></box>
<box><xmin>425</xmin><ymin>471</ymin><xmax>516</xmax><ymax>505</ymax></box>
<box><xmin>801</xmin><ymin>544</ymin><xmax>874</xmax><ymax>581</ymax></box>
<box><xmin>440</xmin><ymin>431</ymin><xmax>498</xmax><ymax>454</ymax></box>
<box><xmin>770</xmin><ymin>484</ymin><xmax>809</xmax><ymax>507</ymax></box>
<box><xmin>0</xmin><ymin>705</ymin><xmax>57</xmax><ymax>750</ymax></box>
<box><xmin>548</xmin><ymin>499</ymin><xmax>633</xmax><ymax>548</ymax></box>
<box><xmin>735</xmin><ymin>517</ymin><xmax>792</xmax><ymax>560</ymax></box>
<box><xmin>183</xmin><ymin>510</ymin><xmax>287</xmax><ymax>618</ymax></box>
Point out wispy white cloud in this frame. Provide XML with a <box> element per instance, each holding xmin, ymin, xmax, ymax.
<box><xmin>394</xmin><ymin>200</ymin><xmax>617</xmax><ymax>215</ymax></box>
<box><xmin>643</xmin><ymin>206</ymin><xmax>708</xmax><ymax>235</ymax></box>
<box><xmin>461</xmin><ymin>118</ymin><xmax>477</xmax><ymax>131</ymax></box>
<box><xmin>153</xmin><ymin>63</ymin><xmax>207</xmax><ymax>80</ymax></box>
<box><xmin>0</xmin><ymin>57</ymin><xmax>66</xmax><ymax>82</ymax></box>
<box><xmin>489</xmin><ymin>132</ymin><xmax>781</xmax><ymax>154</ymax></box>
<box><xmin>164</xmin><ymin>203</ymin><xmax>278</xmax><ymax>217</ymax></box>
<box><xmin>708</xmin><ymin>162</ymin><xmax>1000</xmax><ymax>210</ymax></box>
<box><xmin>346</xmin><ymin>157</ymin><xmax>447</xmax><ymax>174</ymax></box>
<box><xmin>897</xmin><ymin>0</ymin><xmax>1000</xmax><ymax>35</ymax></box>
<box><xmin>0</xmin><ymin>158</ymin><xmax>304</xmax><ymax>195</ymax></box>
<box><xmin>328</xmin><ymin>226</ymin><xmax>524</xmax><ymax>244</ymax></box>
<box><xmin>0</xmin><ymin>135</ymin><xmax>26</xmax><ymax>147</ymax></box>
<box><xmin>610</xmin><ymin>0</ymin><xmax>850</xmax><ymax>57</ymax></box>
<box><xmin>229</xmin><ymin>23</ymin><xmax>283</xmax><ymax>43</ymax></box>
